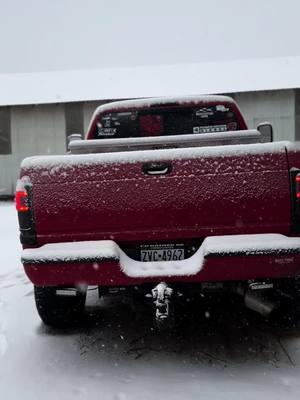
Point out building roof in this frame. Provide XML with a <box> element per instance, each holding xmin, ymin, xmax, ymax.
<box><xmin>0</xmin><ymin>56</ymin><xmax>300</xmax><ymax>107</ymax></box>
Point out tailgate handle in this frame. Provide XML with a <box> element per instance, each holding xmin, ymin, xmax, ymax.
<box><xmin>142</xmin><ymin>162</ymin><xmax>172</xmax><ymax>175</ymax></box>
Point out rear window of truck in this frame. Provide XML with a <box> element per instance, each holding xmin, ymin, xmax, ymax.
<box><xmin>93</xmin><ymin>104</ymin><xmax>241</xmax><ymax>139</ymax></box>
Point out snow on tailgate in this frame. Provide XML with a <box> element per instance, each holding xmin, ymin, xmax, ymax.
<box><xmin>21</xmin><ymin>141</ymin><xmax>290</xmax><ymax>172</ymax></box>
<box><xmin>21</xmin><ymin>234</ymin><xmax>300</xmax><ymax>278</ymax></box>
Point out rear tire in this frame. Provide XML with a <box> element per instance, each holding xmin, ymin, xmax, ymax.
<box><xmin>34</xmin><ymin>286</ymin><xmax>87</xmax><ymax>328</ymax></box>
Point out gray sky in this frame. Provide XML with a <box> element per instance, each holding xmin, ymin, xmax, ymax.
<box><xmin>0</xmin><ymin>0</ymin><xmax>299</xmax><ymax>73</ymax></box>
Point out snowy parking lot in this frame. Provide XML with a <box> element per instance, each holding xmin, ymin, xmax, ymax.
<box><xmin>1</xmin><ymin>201</ymin><xmax>300</xmax><ymax>399</ymax></box>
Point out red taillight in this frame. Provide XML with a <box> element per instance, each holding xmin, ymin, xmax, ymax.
<box><xmin>15</xmin><ymin>190</ymin><xmax>29</xmax><ymax>212</ymax></box>
<box><xmin>295</xmin><ymin>174</ymin><xmax>300</xmax><ymax>199</ymax></box>
<box><xmin>295</xmin><ymin>174</ymin><xmax>300</xmax><ymax>200</ymax></box>
<box><xmin>292</xmin><ymin>171</ymin><xmax>300</xmax><ymax>233</ymax></box>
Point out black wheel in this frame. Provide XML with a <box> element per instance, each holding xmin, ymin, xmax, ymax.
<box><xmin>34</xmin><ymin>286</ymin><xmax>87</xmax><ymax>328</ymax></box>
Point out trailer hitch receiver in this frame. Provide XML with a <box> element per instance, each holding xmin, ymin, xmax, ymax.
<box><xmin>151</xmin><ymin>282</ymin><xmax>174</xmax><ymax>329</ymax></box>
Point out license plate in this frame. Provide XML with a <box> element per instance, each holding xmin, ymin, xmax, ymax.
<box><xmin>140</xmin><ymin>246</ymin><xmax>185</xmax><ymax>262</ymax></box>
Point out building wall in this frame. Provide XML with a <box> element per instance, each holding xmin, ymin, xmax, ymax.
<box><xmin>0</xmin><ymin>104</ymin><xmax>65</xmax><ymax>196</ymax></box>
<box><xmin>0</xmin><ymin>90</ymin><xmax>298</xmax><ymax>196</ymax></box>
<box><xmin>234</xmin><ymin>90</ymin><xmax>295</xmax><ymax>141</ymax></box>
<box><xmin>295</xmin><ymin>89</ymin><xmax>300</xmax><ymax>141</ymax></box>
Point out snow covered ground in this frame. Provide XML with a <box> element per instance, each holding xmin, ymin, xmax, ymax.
<box><xmin>1</xmin><ymin>201</ymin><xmax>300</xmax><ymax>399</ymax></box>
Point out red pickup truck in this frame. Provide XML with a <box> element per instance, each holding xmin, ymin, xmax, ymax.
<box><xmin>16</xmin><ymin>95</ymin><xmax>300</xmax><ymax>328</ymax></box>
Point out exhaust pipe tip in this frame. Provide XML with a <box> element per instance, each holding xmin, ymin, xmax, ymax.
<box><xmin>244</xmin><ymin>289</ymin><xmax>297</xmax><ymax>326</ymax></box>
<box><xmin>244</xmin><ymin>290</ymin><xmax>280</xmax><ymax>318</ymax></box>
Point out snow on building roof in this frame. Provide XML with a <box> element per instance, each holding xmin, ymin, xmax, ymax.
<box><xmin>1</xmin><ymin>56</ymin><xmax>300</xmax><ymax>107</ymax></box>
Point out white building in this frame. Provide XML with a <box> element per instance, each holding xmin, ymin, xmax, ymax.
<box><xmin>1</xmin><ymin>56</ymin><xmax>300</xmax><ymax>196</ymax></box>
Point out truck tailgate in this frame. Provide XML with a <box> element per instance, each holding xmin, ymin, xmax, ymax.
<box><xmin>21</xmin><ymin>142</ymin><xmax>291</xmax><ymax>245</ymax></box>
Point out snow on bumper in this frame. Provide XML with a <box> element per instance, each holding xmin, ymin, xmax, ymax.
<box><xmin>21</xmin><ymin>234</ymin><xmax>300</xmax><ymax>284</ymax></box>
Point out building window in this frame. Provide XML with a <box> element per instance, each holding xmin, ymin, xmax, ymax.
<box><xmin>0</xmin><ymin>107</ymin><xmax>11</xmax><ymax>155</ymax></box>
<box><xmin>65</xmin><ymin>102</ymin><xmax>84</xmax><ymax>138</ymax></box>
